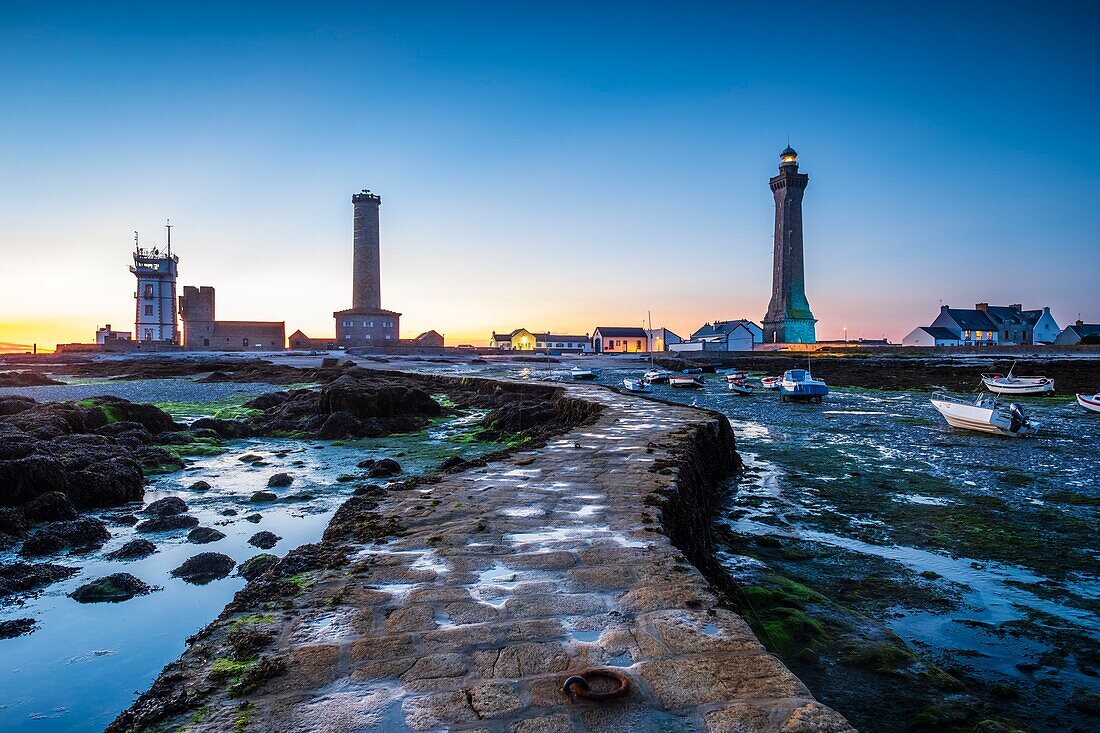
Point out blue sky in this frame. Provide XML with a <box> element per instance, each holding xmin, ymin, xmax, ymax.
<box><xmin>1</xmin><ymin>2</ymin><xmax>1097</xmax><ymax>346</ymax></box>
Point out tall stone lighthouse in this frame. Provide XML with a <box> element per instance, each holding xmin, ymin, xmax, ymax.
<box><xmin>762</xmin><ymin>146</ymin><xmax>817</xmax><ymax>344</ymax></box>
<box><xmin>334</xmin><ymin>189</ymin><xmax>401</xmax><ymax>346</ymax></box>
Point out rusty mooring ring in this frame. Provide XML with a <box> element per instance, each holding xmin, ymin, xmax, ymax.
<box><xmin>561</xmin><ymin>668</ymin><xmax>631</xmax><ymax>701</ymax></box>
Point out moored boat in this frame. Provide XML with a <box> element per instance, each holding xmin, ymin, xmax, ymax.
<box><xmin>571</xmin><ymin>367</ymin><xmax>598</xmax><ymax>381</ymax></box>
<box><xmin>1077</xmin><ymin>393</ymin><xmax>1100</xmax><ymax>414</ymax></box>
<box><xmin>931</xmin><ymin>391</ymin><xmax>1039</xmax><ymax>437</ymax></box>
<box><xmin>778</xmin><ymin>369</ymin><xmax>828</xmax><ymax>403</ymax></box>
<box><xmin>727</xmin><ymin>378</ymin><xmax>754</xmax><ymax>395</ymax></box>
<box><xmin>681</xmin><ymin>367</ymin><xmax>703</xmax><ymax>374</ymax></box>
<box><xmin>622</xmin><ymin>378</ymin><xmax>650</xmax><ymax>393</ymax></box>
<box><xmin>724</xmin><ymin>370</ymin><xmax>749</xmax><ymax>381</ymax></box>
<box><xmin>669</xmin><ymin>375</ymin><xmax>705</xmax><ymax>388</ymax></box>
<box><xmin>643</xmin><ymin>370</ymin><xmax>671</xmax><ymax>384</ymax></box>
<box><xmin>981</xmin><ymin>367</ymin><xmax>1054</xmax><ymax>395</ymax></box>
<box><xmin>760</xmin><ymin>376</ymin><xmax>781</xmax><ymax>390</ymax></box>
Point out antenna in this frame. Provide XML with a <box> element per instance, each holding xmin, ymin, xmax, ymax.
<box><xmin>166</xmin><ymin>219</ymin><xmax>172</xmax><ymax>256</ymax></box>
<box><xmin>134</xmin><ymin>231</ymin><xmax>139</xmax><ymax>250</ymax></box>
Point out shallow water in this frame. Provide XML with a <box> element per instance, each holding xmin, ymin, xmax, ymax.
<box><xmin>0</xmin><ymin>383</ymin><xmax>500</xmax><ymax>732</ymax></box>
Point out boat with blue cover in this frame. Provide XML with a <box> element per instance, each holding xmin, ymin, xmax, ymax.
<box><xmin>779</xmin><ymin>368</ymin><xmax>828</xmax><ymax>403</ymax></box>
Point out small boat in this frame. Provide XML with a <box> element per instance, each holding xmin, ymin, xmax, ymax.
<box><xmin>669</xmin><ymin>375</ymin><xmax>705</xmax><ymax>388</ymax></box>
<box><xmin>931</xmin><ymin>391</ymin><xmax>1039</xmax><ymax>437</ymax></box>
<box><xmin>724</xmin><ymin>370</ymin><xmax>749</xmax><ymax>381</ymax></box>
<box><xmin>779</xmin><ymin>369</ymin><xmax>828</xmax><ymax>403</ymax></box>
<box><xmin>760</xmin><ymin>376</ymin><xmax>782</xmax><ymax>390</ymax></box>
<box><xmin>1077</xmin><ymin>394</ymin><xmax>1100</xmax><ymax>413</ymax></box>
<box><xmin>727</xmin><ymin>378</ymin><xmax>754</xmax><ymax>395</ymax></box>
<box><xmin>571</xmin><ymin>367</ymin><xmax>598</xmax><ymax>381</ymax></box>
<box><xmin>981</xmin><ymin>364</ymin><xmax>1054</xmax><ymax>395</ymax></box>
<box><xmin>643</xmin><ymin>370</ymin><xmax>671</xmax><ymax>384</ymax></box>
<box><xmin>681</xmin><ymin>367</ymin><xmax>703</xmax><ymax>374</ymax></box>
<box><xmin>622</xmin><ymin>378</ymin><xmax>650</xmax><ymax>393</ymax></box>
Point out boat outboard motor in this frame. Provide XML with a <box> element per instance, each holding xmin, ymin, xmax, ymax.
<box><xmin>1008</xmin><ymin>403</ymin><xmax>1026</xmax><ymax>433</ymax></box>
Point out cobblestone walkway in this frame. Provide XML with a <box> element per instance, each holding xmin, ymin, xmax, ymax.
<box><xmin>128</xmin><ymin>383</ymin><xmax>854</xmax><ymax>733</ymax></box>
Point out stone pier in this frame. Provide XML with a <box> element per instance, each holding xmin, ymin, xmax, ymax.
<box><xmin>110</xmin><ymin>381</ymin><xmax>853</xmax><ymax>733</ymax></box>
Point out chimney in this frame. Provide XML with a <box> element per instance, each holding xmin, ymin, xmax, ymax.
<box><xmin>940</xmin><ymin>305</ymin><xmax>949</xmax><ymax>313</ymax></box>
<box><xmin>975</xmin><ymin>303</ymin><xmax>988</xmax><ymax>312</ymax></box>
<box><xmin>1010</xmin><ymin>304</ymin><xmax>1022</xmax><ymax>311</ymax></box>
<box><xmin>1078</xmin><ymin>319</ymin><xmax>1084</xmax><ymax>328</ymax></box>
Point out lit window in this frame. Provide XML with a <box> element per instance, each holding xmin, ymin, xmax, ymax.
<box><xmin>144</xmin><ymin>305</ymin><xmax>153</xmax><ymax>316</ymax></box>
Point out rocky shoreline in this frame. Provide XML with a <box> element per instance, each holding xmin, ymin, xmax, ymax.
<box><xmin>0</xmin><ymin>366</ymin><xmax>602</xmax><ymax>637</ymax></box>
<box><xmin>104</xmin><ymin>378</ymin><xmax>853</xmax><ymax>733</ymax></box>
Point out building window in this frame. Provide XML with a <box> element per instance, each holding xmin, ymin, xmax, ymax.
<box><xmin>636</xmin><ymin>340</ymin><xmax>642</xmax><ymax>350</ymax></box>
<box><xmin>144</xmin><ymin>329</ymin><xmax>152</xmax><ymax>340</ymax></box>
<box><xmin>385</xmin><ymin>334</ymin><xmax>392</xmax><ymax>340</ymax></box>
<box><xmin>243</xmin><ymin>338</ymin><xmax>249</xmax><ymax>347</ymax></box>
<box><xmin>345</xmin><ymin>334</ymin><xmax>351</xmax><ymax>340</ymax></box>
<box><xmin>144</xmin><ymin>284</ymin><xmax>153</xmax><ymax>298</ymax></box>
<box><xmin>365</xmin><ymin>334</ymin><xmax>371</xmax><ymax>340</ymax></box>
<box><xmin>368</xmin><ymin>321</ymin><xmax>374</xmax><ymax>327</ymax></box>
<box><xmin>203</xmin><ymin>339</ymin><xmax>209</xmax><ymax>346</ymax></box>
<box><xmin>144</xmin><ymin>305</ymin><xmax>153</xmax><ymax>316</ymax></box>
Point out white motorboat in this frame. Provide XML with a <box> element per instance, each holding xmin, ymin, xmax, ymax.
<box><xmin>622</xmin><ymin>378</ymin><xmax>650</xmax><ymax>393</ymax></box>
<box><xmin>669</xmin><ymin>375</ymin><xmax>705</xmax><ymax>388</ymax></box>
<box><xmin>1077</xmin><ymin>393</ymin><xmax>1100</xmax><ymax>414</ymax></box>
<box><xmin>930</xmin><ymin>391</ymin><xmax>1039</xmax><ymax>437</ymax></box>
<box><xmin>779</xmin><ymin>369</ymin><xmax>828</xmax><ymax>403</ymax></box>
<box><xmin>727</xmin><ymin>378</ymin><xmax>754</xmax><ymax>395</ymax></box>
<box><xmin>724</xmin><ymin>370</ymin><xmax>749</xmax><ymax>381</ymax></box>
<box><xmin>643</xmin><ymin>370</ymin><xmax>671</xmax><ymax>384</ymax></box>
<box><xmin>760</xmin><ymin>376</ymin><xmax>782</xmax><ymax>390</ymax></box>
<box><xmin>981</xmin><ymin>367</ymin><xmax>1054</xmax><ymax>395</ymax></box>
<box><xmin>571</xmin><ymin>367</ymin><xmax>598</xmax><ymax>381</ymax></box>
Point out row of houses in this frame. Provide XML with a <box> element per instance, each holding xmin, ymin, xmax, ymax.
<box><xmin>490</xmin><ymin>320</ymin><xmax>769</xmax><ymax>354</ymax></box>
<box><xmin>902</xmin><ymin>303</ymin><xmax>1098</xmax><ymax>346</ymax></box>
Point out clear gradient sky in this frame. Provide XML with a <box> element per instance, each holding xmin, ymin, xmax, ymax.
<box><xmin>1</xmin><ymin>2</ymin><xmax>1097</xmax><ymax>351</ymax></box>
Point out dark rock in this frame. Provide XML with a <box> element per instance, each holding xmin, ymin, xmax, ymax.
<box><xmin>242</xmin><ymin>392</ymin><xmax>289</xmax><ymax>410</ymax></box>
<box><xmin>238</xmin><ymin>553</ymin><xmax>279</xmax><ymax>581</ymax></box>
<box><xmin>219</xmin><ymin>508</ymin><xmax>238</xmax><ymax>516</ymax></box>
<box><xmin>187</xmin><ymin>527</ymin><xmax>226</xmax><ymax>544</ymax></box>
<box><xmin>23</xmin><ymin>491</ymin><xmax>78</xmax><ymax>522</ymax></box>
<box><xmin>335</xmin><ymin>474</ymin><xmax>355</xmax><ymax>482</ymax></box>
<box><xmin>170</xmin><ymin>552</ymin><xmax>235</xmax><ymax>584</ymax></box>
<box><xmin>356</xmin><ymin>459</ymin><xmax>376</xmax><ymax>469</ymax></box>
<box><xmin>70</xmin><ymin>572</ymin><xmax>156</xmax><ymax>603</ymax></box>
<box><xmin>247</xmin><ymin>531</ymin><xmax>280</xmax><ymax>549</ymax></box>
<box><xmin>353</xmin><ymin>483</ymin><xmax>384</xmax><ymax>497</ymax></box>
<box><xmin>157</xmin><ymin>431</ymin><xmax>194</xmax><ymax>445</ymax></box>
<box><xmin>317</xmin><ymin>411</ymin><xmax>365</xmax><ymax>439</ymax></box>
<box><xmin>245</xmin><ymin>513</ymin><xmax>262</xmax><ymax>523</ymax></box>
<box><xmin>186</xmin><ymin>480</ymin><xmax>211</xmax><ymax>492</ymax></box>
<box><xmin>284</xmin><ymin>492</ymin><xmax>314</xmax><ymax>502</ymax></box>
<box><xmin>19</xmin><ymin>518</ymin><xmax>110</xmax><ymax>556</ymax></box>
<box><xmin>267</xmin><ymin>473</ymin><xmax>293</xmax><ymax>488</ymax></box>
<box><xmin>0</xmin><ymin>371</ymin><xmax>62</xmax><ymax>387</ymax></box>
<box><xmin>144</xmin><ymin>496</ymin><xmax>188</xmax><ymax>516</ymax></box>
<box><xmin>0</xmin><ymin>618</ymin><xmax>37</xmax><ymax>639</ymax></box>
<box><xmin>65</xmin><ymin>457</ymin><xmax>144</xmax><ymax>508</ymax></box>
<box><xmin>94</xmin><ymin>421</ymin><xmax>154</xmax><ymax>444</ymax></box>
<box><xmin>0</xmin><ymin>455</ymin><xmax>70</xmax><ymax>505</ymax></box>
<box><xmin>0</xmin><ymin>507</ymin><xmax>29</xmax><ymax>538</ymax></box>
<box><xmin>0</xmin><ymin>561</ymin><xmax>79</xmax><ymax>597</ymax></box>
<box><xmin>367</xmin><ymin>458</ymin><xmax>402</xmax><ymax>478</ymax></box>
<box><xmin>105</xmin><ymin>539</ymin><xmax>157</xmax><ymax>560</ymax></box>
<box><xmin>238</xmin><ymin>453</ymin><xmax>263</xmax><ymax>463</ymax></box>
<box><xmin>250</xmin><ymin>491</ymin><xmax>277</xmax><ymax>503</ymax></box>
<box><xmin>189</xmin><ymin>417</ymin><xmax>251</xmax><ymax>439</ymax></box>
<box><xmin>78</xmin><ymin>397</ymin><xmax>177</xmax><ymax>434</ymax></box>
<box><xmin>135</xmin><ymin>514</ymin><xmax>199</xmax><ymax>533</ymax></box>
<box><xmin>439</xmin><ymin>455</ymin><xmax>469</xmax><ymax>472</ymax></box>
<box><xmin>108</xmin><ymin>514</ymin><xmax>139</xmax><ymax>526</ymax></box>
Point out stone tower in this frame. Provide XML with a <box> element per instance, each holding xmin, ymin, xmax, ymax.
<box><xmin>335</xmin><ymin>189</ymin><xmax>401</xmax><ymax>347</ymax></box>
<box><xmin>762</xmin><ymin>146</ymin><xmax>817</xmax><ymax>344</ymax></box>
<box><xmin>178</xmin><ymin>286</ymin><xmax>216</xmax><ymax>348</ymax></box>
<box><xmin>352</xmin><ymin>190</ymin><xmax>382</xmax><ymax>310</ymax></box>
<box><xmin>130</xmin><ymin>232</ymin><xmax>179</xmax><ymax>344</ymax></box>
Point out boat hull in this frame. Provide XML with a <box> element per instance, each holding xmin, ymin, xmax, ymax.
<box><xmin>669</xmin><ymin>376</ymin><xmax>703</xmax><ymax>389</ymax></box>
<box><xmin>931</xmin><ymin>398</ymin><xmax>1037</xmax><ymax>437</ymax></box>
<box><xmin>622</xmin><ymin>379</ymin><xmax>650</xmax><ymax>393</ymax></box>
<box><xmin>1077</xmin><ymin>394</ymin><xmax>1100</xmax><ymax>413</ymax></box>
<box><xmin>571</xmin><ymin>371</ymin><xmax>597</xmax><ymax>381</ymax></box>
<box><xmin>982</xmin><ymin>377</ymin><xmax>1054</xmax><ymax>395</ymax></box>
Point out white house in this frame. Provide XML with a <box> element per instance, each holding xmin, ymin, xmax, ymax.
<box><xmin>902</xmin><ymin>327</ymin><xmax>962</xmax><ymax>347</ymax></box>
<box><xmin>669</xmin><ymin>319</ymin><xmax>761</xmax><ymax>352</ymax></box>
<box><xmin>645</xmin><ymin>327</ymin><xmax>681</xmax><ymax>352</ymax></box>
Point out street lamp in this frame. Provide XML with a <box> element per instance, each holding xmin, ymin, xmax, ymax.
<box><xmin>843</xmin><ymin>326</ymin><xmax>848</xmax><ymax>344</ymax></box>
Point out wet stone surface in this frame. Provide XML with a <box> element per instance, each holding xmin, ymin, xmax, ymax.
<box><xmin>114</xmin><ymin>382</ymin><xmax>852</xmax><ymax>733</ymax></box>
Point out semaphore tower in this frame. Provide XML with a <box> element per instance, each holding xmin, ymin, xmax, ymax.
<box><xmin>762</xmin><ymin>146</ymin><xmax>817</xmax><ymax>344</ymax></box>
